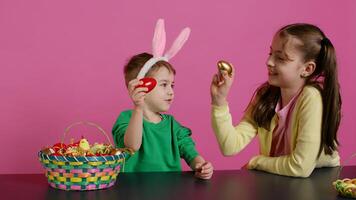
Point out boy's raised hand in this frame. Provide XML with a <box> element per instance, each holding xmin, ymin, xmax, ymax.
<box><xmin>128</xmin><ymin>79</ymin><xmax>148</xmax><ymax>108</ymax></box>
<box><xmin>210</xmin><ymin>65</ymin><xmax>235</xmax><ymax>106</ymax></box>
<box><xmin>194</xmin><ymin>161</ymin><xmax>214</xmax><ymax>180</ymax></box>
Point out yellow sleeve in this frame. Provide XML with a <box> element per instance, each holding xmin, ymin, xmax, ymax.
<box><xmin>247</xmin><ymin>88</ymin><xmax>323</xmax><ymax>177</ymax></box>
<box><xmin>211</xmin><ymin>103</ymin><xmax>257</xmax><ymax>156</ymax></box>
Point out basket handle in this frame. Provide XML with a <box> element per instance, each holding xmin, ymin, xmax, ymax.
<box><xmin>62</xmin><ymin>121</ymin><xmax>112</xmax><ymax>145</ymax></box>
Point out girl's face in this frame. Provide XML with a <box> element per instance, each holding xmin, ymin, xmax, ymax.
<box><xmin>144</xmin><ymin>67</ymin><xmax>175</xmax><ymax>113</ymax></box>
<box><xmin>266</xmin><ymin>34</ymin><xmax>307</xmax><ymax>89</ymax></box>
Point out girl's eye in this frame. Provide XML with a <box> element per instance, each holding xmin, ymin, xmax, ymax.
<box><xmin>161</xmin><ymin>83</ymin><xmax>167</xmax><ymax>87</ymax></box>
<box><xmin>171</xmin><ymin>84</ymin><xmax>175</xmax><ymax>88</ymax></box>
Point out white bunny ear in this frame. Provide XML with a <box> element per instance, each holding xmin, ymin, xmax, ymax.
<box><xmin>152</xmin><ymin>19</ymin><xmax>166</xmax><ymax>58</ymax></box>
<box><xmin>164</xmin><ymin>27</ymin><xmax>191</xmax><ymax>60</ymax></box>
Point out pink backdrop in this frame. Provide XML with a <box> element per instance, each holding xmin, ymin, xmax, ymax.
<box><xmin>1</xmin><ymin>0</ymin><xmax>355</xmax><ymax>174</ymax></box>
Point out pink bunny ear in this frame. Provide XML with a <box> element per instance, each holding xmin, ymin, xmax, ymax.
<box><xmin>152</xmin><ymin>19</ymin><xmax>166</xmax><ymax>58</ymax></box>
<box><xmin>164</xmin><ymin>27</ymin><xmax>191</xmax><ymax>60</ymax></box>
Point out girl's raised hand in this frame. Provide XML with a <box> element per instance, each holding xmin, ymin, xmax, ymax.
<box><xmin>210</xmin><ymin>65</ymin><xmax>235</xmax><ymax>106</ymax></box>
<box><xmin>128</xmin><ymin>79</ymin><xmax>148</xmax><ymax>109</ymax></box>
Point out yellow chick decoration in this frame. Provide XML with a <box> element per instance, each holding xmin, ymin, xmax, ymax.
<box><xmin>79</xmin><ymin>138</ymin><xmax>90</xmax><ymax>152</ymax></box>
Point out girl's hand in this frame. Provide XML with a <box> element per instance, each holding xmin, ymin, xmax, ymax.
<box><xmin>194</xmin><ymin>161</ymin><xmax>214</xmax><ymax>180</ymax></box>
<box><xmin>241</xmin><ymin>163</ymin><xmax>249</xmax><ymax>170</ymax></box>
<box><xmin>210</xmin><ymin>66</ymin><xmax>235</xmax><ymax>106</ymax></box>
<box><xmin>128</xmin><ymin>79</ymin><xmax>148</xmax><ymax>109</ymax></box>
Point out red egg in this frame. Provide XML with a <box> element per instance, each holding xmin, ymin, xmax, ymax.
<box><xmin>52</xmin><ymin>143</ymin><xmax>66</xmax><ymax>152</ymax></box>
<box><xmin>67</xmin><ymin>141</ymin><xmax>80</xmax><ymax>148</ymax></box>
<box><xmin>135</xmin><ymin>78</ymin><xmax>157</xmax><ymax>93</ymax></box>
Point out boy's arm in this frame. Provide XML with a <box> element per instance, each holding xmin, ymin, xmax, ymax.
<box><xmin>189</xmin><ymin>155</ymin><xmax>205</xmax><ymax>171</ymax></box>
<box><xmin>123</xmin><ymin>79</ymin><xmax>148</xmax><ymax>151</ymax></box>
<box><xmin>123</xmin><ymin>107</ymin><xmax>144</xmax><ymax>151</ymax></box>
<box><xmin>189</xmin><ymin>155</ymin><xmax>206</xmax><ymax>170</ymax></box>
<box><xmin>175</xmin><ymin>123</ymin><xmax>199</xmax><ymax>165</ymax></box>
<box><xmin>173</xmin><ymin>119</ymin><xmax>213</xmax><ymax>179</ymax></box>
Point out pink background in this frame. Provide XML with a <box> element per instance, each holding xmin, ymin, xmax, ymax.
<box><xmin>1</xmin><ymin>0</ymin><xmax>355</xmax><ymax>174</ymax></box>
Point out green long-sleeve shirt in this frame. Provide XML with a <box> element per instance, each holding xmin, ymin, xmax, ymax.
<box><xmin>112</xmin><ymin>110</ymin><xmax>199</xmax><ymax>172</ymax></box>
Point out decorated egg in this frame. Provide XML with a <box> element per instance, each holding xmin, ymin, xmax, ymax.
<box><xmin>52</xmin><ymin>143</ymin><xmax>66</xmax><ymax>152</ymax></box>
<box><xmin>135</xmin><ymin>77</ymin><xmax>157</xmax><ymax>93</ymax></box>
<box><xmin>110</xmin><ymin>149</ymin><xmax>123</xmax><ymax>156</ymax></box>
<box><xmin>217</xmin><ymin>60</ymin><xmax>233</xmax><ymax>77</ymax></box>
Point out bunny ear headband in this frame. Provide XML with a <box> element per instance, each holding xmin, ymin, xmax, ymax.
<box><xmin>136</xmin><ymin>19</ymin><xmax>191</xmax><ymax>79</ymax></box>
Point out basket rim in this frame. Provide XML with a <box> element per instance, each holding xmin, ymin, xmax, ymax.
<box><xmin>38</xmin><ymin>151</ymin><xmax>126</xmax><ymax>162</ymax></box>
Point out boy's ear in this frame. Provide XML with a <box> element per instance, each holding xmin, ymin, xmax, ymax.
<box><xmin>301</xmin><ymin>61</ymin><xmax>316</xmax><ymax>78</ymax></box>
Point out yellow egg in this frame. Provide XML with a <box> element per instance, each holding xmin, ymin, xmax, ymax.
<box><xmin>217</xmin><ymin>60</ymin><xmax>233</xmax><ymax>76</ymax></box>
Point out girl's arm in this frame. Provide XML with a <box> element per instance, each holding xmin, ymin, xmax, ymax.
<box><xmin>210</xmin><ymin>65</ymin><xmax>258</xmax><ymax>156</ymax></box>
<box><xmin>211</xmin><ymin>103</ymin><xmax>257</xmax><ymax>156</ymax></box>
<box><xmin>247</xmin><ymin>87</ymin><xmax>324</xmax><ymax>177</ymax></box>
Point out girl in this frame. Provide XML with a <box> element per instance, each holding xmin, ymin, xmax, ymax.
<box><xmin>112</xmin><ymin>19</ymin><xmax>213</xmax><ymax>179</ymax></box>
<box><xmin>211</xmin><ymin>23</ymin><xmax>341</xmax><ymax>177</ymax></box>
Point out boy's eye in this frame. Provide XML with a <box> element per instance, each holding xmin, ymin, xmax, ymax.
<box><xmin>277</xmin><ymin>56</ymin><xmax>285</xmax><ymax>60</ymax></box>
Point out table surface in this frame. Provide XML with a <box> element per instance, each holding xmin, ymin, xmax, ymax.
<box><xmin>1</xmin><ymin>166</ymin><xmax>355</xmax><ymax>200</ymax></box>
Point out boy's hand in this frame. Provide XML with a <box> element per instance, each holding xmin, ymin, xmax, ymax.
<box><xmin>128</xmin><ymin>79</ymin><xmax>148</xmax><ymax>108</ymax></box>
<box><xmin>194</xmin><ymin>161</ymin><xmax>214</xmax><ymax>180</ymax></box>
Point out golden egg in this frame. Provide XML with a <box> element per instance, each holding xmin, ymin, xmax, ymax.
<box><xmin>110</xmin><ymin>149</ymin><xmax>123</xmax><ymax>156</ymax></box>
<box><xmin>217</xmin><ymin>60</ymin><xmax>233</xmax><ymax>76</ymax></box>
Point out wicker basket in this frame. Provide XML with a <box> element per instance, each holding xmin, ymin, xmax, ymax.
<box><xmin>38</xmin><ymin>121</ymin><xmax>127</xmax><ymax>191</ymax></box>
<box><xmin>333</xmin><ymin>153</ymin><xmax>356</xmax><ymax>198</ymax></box>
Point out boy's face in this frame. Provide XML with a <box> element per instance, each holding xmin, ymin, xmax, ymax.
<box><xmin>144</xmin><ymin>67</ymin><xmax>175</xmax><ymax>113</ymax></box>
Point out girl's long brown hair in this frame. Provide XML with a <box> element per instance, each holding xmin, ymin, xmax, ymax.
<box><xmin>250</xmin><ymin>24</ymin><xmax>342</xmax><ymax>157</ymax></box>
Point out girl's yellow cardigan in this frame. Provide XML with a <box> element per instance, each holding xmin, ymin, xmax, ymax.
<box><xmin>211</xmin><ymin>86</ymin><xmax>340</xmax><ymax>177</ymax></box>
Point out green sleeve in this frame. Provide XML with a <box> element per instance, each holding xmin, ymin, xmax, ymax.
<box><xmin>173</xmin><ymin>118</ymin><xmax>199</xmax><ymax>165</ymax></box>
<box><xmin>112</xmin><ymin>110</ymin><xmax>132</xmax><ymax>148</ymax></box>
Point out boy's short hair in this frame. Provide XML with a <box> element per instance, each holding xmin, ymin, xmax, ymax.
<box><xmin>123</xmin><ymin>53</ymin><xmax>176</xmax><ymax>87</ymax></box>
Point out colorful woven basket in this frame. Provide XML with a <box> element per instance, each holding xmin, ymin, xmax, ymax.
<box><xmin>38</xmin><ymin>121</ymin><xmax>127</xmax><ymax>191</ymax></box>
<box><xmin>333</xmin><ymin>153</ymin><xmax>356</xmax><ymax>198</ymax></box>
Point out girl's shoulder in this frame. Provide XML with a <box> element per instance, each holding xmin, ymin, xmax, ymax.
<box><xmin>302</xmin><ymin>85</ymin><xmax>321</xmax><ymax>95</ymax></box>
<box><xmin>302</xmin><ymin>85</ymin><xmax>322</xmax><ymax>96</ymax></box>
<box><xmin>298</xmin><ymin>85</ymin><xmax>323</xmax><ymax>104</ymax></box>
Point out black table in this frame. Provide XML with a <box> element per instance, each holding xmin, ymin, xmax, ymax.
<box><xmin>1</xmin><ymin>166</ymin><xmax>355</xmax><ymax>200</ymax></box>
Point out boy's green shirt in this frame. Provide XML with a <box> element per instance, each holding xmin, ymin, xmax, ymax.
<box><xmin>112</xmin><ymin>110</ymin><xmax>199</xmax><ymax>172</ymax></box>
